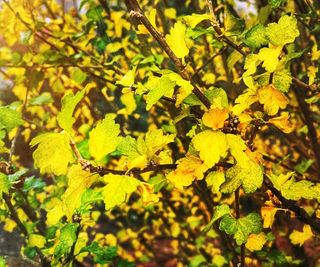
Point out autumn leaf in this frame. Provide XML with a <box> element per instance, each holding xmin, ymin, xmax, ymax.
<box><xmin>30</xmin><ymin>132</ymin><xmax>75</xmax><ymax>176</ymax></box>
<box><xmin>57</xmin><ymin>89</ymin><xmax>86</xmax><ymax>133</ymax></box>
<box><xmin>202</xmin><ymin>107</ymin><xmax>228</xmax><ymax>130</ymax></box>
<box><xmin>167</xmin><ymin>156</ymin><xmax>208</xmax><ymax>189</ymax></box>
<box><xmin>289</xmin><ymin>225</ymin><xmax>313</xmax><ymax>246</ymax></box>
<box><xmin>266</xmin><ymin>15</ymin><xmax>299</xmax><ymax>47</ymax></box>
<box><xmin>245</xmin><ymin>233</ymin><xmax>267</xmax><ymax>251</ymax></box>
<box><xmin>192</xmin><ymin>130</ymin><xmax>228</xmax><ymax>167</ymax></box>
<box><xmin>258</xmin><ymin>85</ymin><xmax>288</xmax><ymax>115</ymax></box>
<box><xmin>268</xmin><ymin>112</ymin><xmax>294</xmax><ymax>133</ymax></box>
<box><xmin>102</xmin><ymin>174</ymin><xmax>140</xmax><ymax>210</ymax></box>
<box><xmin>88</xmin><ymin>114</ymin><xmax>121</xmax><ymax>161</ymax></box>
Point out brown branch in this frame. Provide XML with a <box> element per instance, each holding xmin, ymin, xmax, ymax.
<box><xmin>125</xmin><ymin>0</ymin><xmax>211</xmax><ymax>109</ymax></box>
<box><xmin>264</xmin><ymin>176</ymin><xmax>320</xmax><ymax>233</ymax></box>
<box><xmin>2</xmin><ymin>193</ymin><xmax>50</xmax><ymax>267</ymax></box>
<box><xmin>206</xmin><ymin>0</ymin><xmax>247</xmax><ymax>56</ymax></box>
<box><xmin>292</xmin><ymin>84</ymin><xmax>320</xmax><ymax>171</ymax></box>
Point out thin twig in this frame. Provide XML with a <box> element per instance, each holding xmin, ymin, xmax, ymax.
<box><xmin>125</xmin><ymin>0</ymin><xmax>211</xmax><ymax>109</ymax></box>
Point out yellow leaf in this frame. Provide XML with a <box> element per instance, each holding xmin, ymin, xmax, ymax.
<box><xmin>202</xmin><ymin>108</ymin><xmax>228</xmax><ymax>130</ymax></box>
<box><xmin>206</xmin><ymin>171</ymin><xmax>225</xmax><ymax>195</ymax></box>
<box><xmin>245</xmin><ymin>233</ymin><xmax>267</xmax><ymax>251</ymax></box>
<box><xmin>192</xmin><ymin>130</ymin><xmax>228</xmax><ymax>167</ymax></box>
<box><xmin>102</xmin><ymin>174</ymin><xmax>140</xmax><ymax>210</ymax></box>
<box><xmin>120</xmin><ymin>91</ymin><xmax>137</xmax><ymax>115</ymax></box>
<box><xmin>30</xmin><ymin>132</ymin><xmax>75</xmax><ymax>176</ymax></box>
<box><xmin>290</xmin><ymin>225</ymin><xmax>313</xmax><ymax>246</ymax></box>
<box><xmin>307</xmin><ymin>66</ymin><xmax>317</xmax><ymax>85</ymax></box>
<box><xmin>257</xmin><ymin>45</ymin><xmax>282</xmax><ymax>72</ymax></box>
<box><xmin>28</xmin><ymin>234</ymin><xmax>46</xmax><ymax>249</ymax></box>
<box><xmin>232</xmin><ymin>87</ymin><xmax>258</xmax><ymax>115</ymax></box>
<box><xmin>137</xmin><ymin>9</ymin><xmax>157</xmax><ymax>34</ymax></box>
<box><xmin>258</xmin><ymin>85</ymin><xmax>288</xmax><ymax>115</ymax></box>
<box><xmin>181</xmin><ymin>13</ymin><xmax>210</xmax><ymax>29</ymax></box>
<box><xmin>167</xmin><ymin>156</ymin><xmax>208</xmax><ymax>189</ymax></box>
<box><xmin>137</xmin><ymin>183</ymin><xmax>159</xmax><ymax>205</ymax></box>
<box><xmin>47</xmin><ymin>203</ymin><xmax>65</xmax><ymax>226</ymax></box>
<box><xmin>57</xmin><ymin>89</ymin><xmax>86</xmax><ymax>133</ymax></box>
<box><xmin>88</xmin><ymin>114</ymin><xmax>121</xmax><ymax>161</ymax></box>
<box><xmin>166</xmin><ymin>21</ymin><xmax>189</xmax><ymax>58</ymax></box>
<box><xmin>62</xmin><ymin>165</ymin><xmax>98</xmax><ymax>219</ymax></box>
<box><xmin>268</xmin><ymin>112</ymin><xmax>294</xmax><ymax>133</ymax></box>
<box><xmin>261</xmin><ymin>206</ymin><xmax>278</xmax><ymax>228</ymax></box>
<box><xmin>116</xmin><ymin>66</ymin><xmax>137</xmax><ymax>87</ymax></box>
<box><xmin>3</xmin><ymin>218</ymin><xmax>17</xmax><ymax>232</ymax></box>
<box><xmin>226</xmin><ymin>134</ymin><xmax>250</xmax><ymax>168</ymax></box>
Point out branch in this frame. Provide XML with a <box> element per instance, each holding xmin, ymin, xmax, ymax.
<box><xmin>125</xmin><ymin>0</ymin><xmax>211</xmax><ymax>109</ymax></box>
<box><xmin>264</xmin><ymin>176</ymin><xmax>320</xmax><ymax>233</ymax></box>
<box><xmin>206</xmin><ymin>0</ymin><xmax>247</xmax><ymax>56</ymax></box>
<box><xmin>2</xmin><ymin>193</ymin><xmax>50</xmax><ymax>267</ymax></box>
<box><xmin>292</xmin><ymin>84</ymin><xmax>320</xmax><ymax>171</ymax></box>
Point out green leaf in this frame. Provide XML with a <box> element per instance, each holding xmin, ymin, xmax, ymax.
<box><xmin>203</xmin><ymin>204</ymin><xmax>230</xmax><ymax>232</ymax></box>
<box><xmin>54</xmin><ymin>223</ymin><xmax>79</xmax><ymax>259</ymax></box>
<box><xmin>30</xmin><ymin>132</ymin><xmax>75</xmax><ymax>175</ymax></box>
<box><xmin>29</xmin><ymin>92</ymin><xmax>54</xmax><ymax>106</ymax></box>
<box><xmin>0</xmin><ymin>106</ymin><xmax>24</xmax><ymax>132</ymax></box>
<box><xmin>57</xmin><ymin>89</ymin><xmax>86</xmax><ymax>133</ymax></box>
<box><xmin>0</xmin><ymin>256</ymin><xmax>6</xmax><ymax>267</ymax></box>
<box><xmin>268</xmin><ymin>0</ymin><xmax>286</xmax><ymax>8</ymax></box>
<box><xmin>266</xmin><ymin>15</ymin><xmax>300</xmax><ymax>47</ymax></box>
<box><xmin>190</xmin><ymin>254</ymin><xmax>207</xmax><ymax>267</ymax></box>
<box><xmin>88</xmin><ymin>114</ymin><xmax>121</xmax><ymax>161</ymax></box>
<box><xmin>184</xmin><ymin>87</ymin><xmax>228</xmax><ymax>108</ymax></box>
<box><xmin>102</xmin><ymin>174</ymin><xmax>140</xmax><ymax>210</ymax></box>
<box><xmin>22</xmin><ymin>176</ymin><xmax>45</xmax><ymax>192</ymax></box>
<box><xmin>219</xmin><ymin>213</ymin><xmax>262</xmax><ymax>245</ymax></box>
<box><xmin>186</xmin><ymin>27</ymin><xmax>215</xmax><ymax>39</ymax></box>
<box><xmin>294</xmin><ymin>158</ymin><xmax>314</xmax><ymax>175</ymax></box>
<box><xmin>80</xmin><ymin>242</ymin><xmax>117</xmax><ymax>264</ymax></box>
<box><xmin>224</xmin><ymin>8</ymin><xmax>245</xmax><ymax>36</ymax></box>
<box><xmin>145</xmin><ymin>75</ymin><xmax>175</xmax><ymax>110</ymax></box>
<box><xmin>244</xmin><ymin>24</ymin><xmax>268</xmax><ymax>49</ymax></box>
<box><xmin>86</xmin><ymin>5</ymin><xmax>103</xmax><ymax>21</ymax></box>
<box><xmin>0</xmin><ymin>173</ymin><xmax>10</xmax><ymax>195</ymax></box>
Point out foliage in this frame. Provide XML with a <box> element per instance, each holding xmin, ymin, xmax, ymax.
<box><xmin>0</xmin><ymin>0</ymin><xmax>319</xmax><ymax>266</ymax></box>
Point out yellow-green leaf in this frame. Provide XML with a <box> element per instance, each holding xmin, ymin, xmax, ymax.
<box><xmin>181</xmin><ymin>13</ymin><xmax>210</xmax><ymax>29</ymax></box>
<box><xmin>166</xmin><ymin>21</ymin><xmax>189</xmax><ymax>58</ymax></box>
<box><xmin>62</xmin><ymin>165</ymin><xmax>98</xmax><ymax>219</ymax></box>
<box><xmin>88</xmin><ymin>114</ymin><xmax>121</xmax><ymax>161</ymax></box>
<box><xmin>0</xmin><ymin>173</ymin><xmax>10</xmax><ymax>195</ymax></box>
<box><xmin>192</xmin><ymin>130</ymin><xmax>228</xmax><ymax>167</ymax></box>
<box><xmin>145</xmin><ymin>76</ymin><xmax>175</xmax><ymax>110</ymax></box>
<box><xmin>57</xmin><ymin>89</ymin><xmax>86</xmax><ymax>133</ymax></box>
<box><xmin>266</xmin><ymin>15</ymin><xmax>299</xmax><ymax>47</ymax></box>
<box><xmin>30</xmin><ymin>132</ymin><xmax>75</xmax><ymax>175</ymax></box>
<box><xmin>102</xmin><ymin>174</ymin><xmax>140</xmax><ymax>210</ymax></box>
